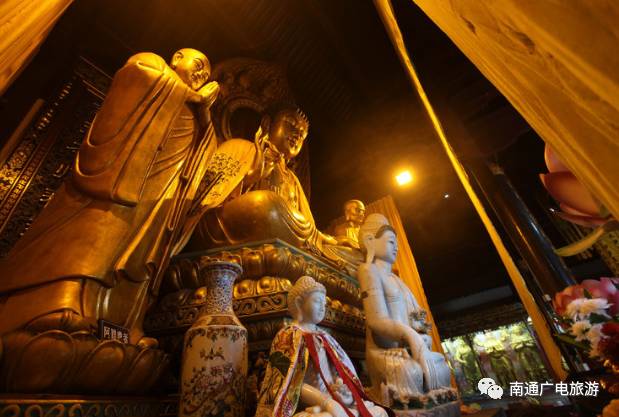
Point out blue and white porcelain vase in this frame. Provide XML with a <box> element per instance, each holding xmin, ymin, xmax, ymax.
<box><xmin>179</xmin><ymin>259</ymin><xmax>247</xmax><ymax>417</ymax></box>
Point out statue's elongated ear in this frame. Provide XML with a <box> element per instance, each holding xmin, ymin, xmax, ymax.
<box><xmin>363</xmin><ymin>234</ymin><xmax>376</xmax><ymax>264</ymax></box>
<box><xmin>170</xmin><ymin>51</ymin><xmax>183</xmax><ymax>69</ymax></box>
<box><xmin>294</xmin><ymin>296</ymin><xmax>304</xmax><ymax>322</ymax></box>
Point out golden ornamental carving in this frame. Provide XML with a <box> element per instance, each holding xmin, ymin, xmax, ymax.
<box><xmin>210</xmin><ymin>59</ymin><xmax>295</xmax><ymax>141</ymax></box>
<box><xmin>144</xmin><ymin>284</ymin><xmax>363</xmax><ymax>334</ymax></box>
<box><xmin>234</xmin><ymin>277</ymin><xmax>292</xmax><ymax>299</ymax></box>
<box><xmin>594</xmin><ymin>230</ymin><xmax>619</xmax><ymax>275</ymax></box>
<box><xmin>165</xmin><ymin>242</ymin><xmax>361</xmax><ymax>306</ymax></box>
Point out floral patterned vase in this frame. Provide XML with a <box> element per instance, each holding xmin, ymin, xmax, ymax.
<box><xmin>179</xmin><ymin>260</ymin><xmax>247</xmax><ymax>417</ymax></box>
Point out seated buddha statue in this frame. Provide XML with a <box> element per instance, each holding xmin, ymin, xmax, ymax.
<box><xmin>187</xmin><ymin>104</ymin><xmax>340</xmax><ymax>259</ymax></box>
<box><xmin>357</xmin><ymin>214</ymin><xmax>452</xmax><ymax>406</ymax></box>
<box><xmin>0</xmin><ymin>48</ymin><xmax>219</xmax><ymax>344</ymax></box>
<box><xmin>256</xmin><ymin>275</ymin><xmax>388</xmax><ymax>417</ymax></box>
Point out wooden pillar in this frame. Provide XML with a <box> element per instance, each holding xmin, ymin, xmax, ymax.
<box><xmin>0</xmin><ymin>0</ymin><xmax>73</xmax><ymax>96</ymax></box>
<box><xmin>468</xmin><ymin>161</ymin><xmax>576</xmax><ymax>297</ymax></box>
<box><xmin>410</xmin><ymin>0</ymin><xmax>619</xmax><ymax>221</ymax></box>
<box><xmin>466</xmin><ymin>160</ymin><xmax>584</xmax><ymax>374</ymax></box>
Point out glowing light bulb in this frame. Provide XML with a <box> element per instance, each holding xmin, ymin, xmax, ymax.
<box><xmin>395</xmin><ymin>170</ymin><xmax>413</xmax><ymax>186</ymax></box>
<box><xmin>444</xmin><ymin>193</ymin><xmax>450</xmax><ymax>199</ymax></box>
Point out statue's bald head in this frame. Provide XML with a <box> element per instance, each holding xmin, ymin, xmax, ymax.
<box><xmin>344</xmin><ymin>199</ymin><xmax>366</xmax><ymax>224</ymax></box>
<box><xmin>170</xmin><ymin>48</ymin><xmax>211</xmax><ymax>91</ymax></box>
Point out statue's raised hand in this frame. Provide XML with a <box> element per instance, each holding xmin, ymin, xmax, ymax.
<box><xmin>197</xmin><ymin>81</ymin><xmax>219</xmax><ymax>107</ymax></box>
<box><xmin>254</xmin><ymin>126</ymin><xmax>272</xmax><ymax>154</ymax></box>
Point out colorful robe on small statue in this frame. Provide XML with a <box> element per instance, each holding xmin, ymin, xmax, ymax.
<box><xmin>256</xmin><ymin>323</ymin><xmax>385</xmax><ymax>417</ymax></box>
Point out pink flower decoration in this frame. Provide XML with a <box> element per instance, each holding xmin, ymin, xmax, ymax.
<box><xmin>553</xmin><ymin>284</ymin><xmax>585</xmax><ymax>316</ymax></box>
<box><xmin>581</xmin><ymin>278</ymin><xmax>619</xmax><ymax>316</ymax></box>
<box><xmin>540</xmin><ymin>145</ymin><xmax>609</xmax><ymax>228</ymax></box>
<box><xmin>610</xmin><ymin>289</ymin><xmax>619</xmax><ymax>317</ymax></box>
<box><xmin>544</xmin><ymin>145</ymin><xmax>569</xmax><ymax>173</ymax></box>
<box><xmin>582</xmin><ymin>278</ymin><xmax>616</xmax><ymax>298</ymax></box>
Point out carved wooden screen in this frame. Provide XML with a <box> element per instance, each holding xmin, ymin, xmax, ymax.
<box><xmin>0</xmin><ymin>58</ymin><xmax>110</xmax><ymax>257</ymax></box>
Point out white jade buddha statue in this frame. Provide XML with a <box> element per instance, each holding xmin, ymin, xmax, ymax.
<box><xmin>358</xmin><ymin>214</ymin><xmax>452</xmax><ymax>406</ymax></box>
<box><xmin>255</xmin><ymin>276</ymin><xmax>388</xmax><ymax>417</ymax></box>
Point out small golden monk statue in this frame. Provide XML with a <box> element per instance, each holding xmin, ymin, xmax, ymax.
<box><xmin>187</xmin><ymin>103</ymin><xmax>339</xmax><ymax>257</ymax></box>
<box><xmin>256</xmin><ymin>275</ymin><xmax>389</xmax><ymax>417</ymax></box>
<box><xmin>333</xmin><ymin>200</ymin><xmax>366</xmax><ymax>249</ymax></box>
<box><xmin>0</xmin><ymin>48</ymin><xmax>219</xmax><ymax>345</ymax></box>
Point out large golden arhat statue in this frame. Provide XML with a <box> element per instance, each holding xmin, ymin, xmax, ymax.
<box><xmin>0</xmin><ymin>48</ymin><xmax>220</xmax><ymax>393</ymax></box>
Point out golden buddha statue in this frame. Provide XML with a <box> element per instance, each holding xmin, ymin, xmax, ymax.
<box><xmin>333</xmin><ymin>199</ymin><xmax>366</xmax><ymax>249</ymax></box>
<box><xmin>474</xmin><ymin>331</ymin><xmax>517</xmax><ymax>388</ymax></box>
<box><xmin>187</xmin><ymin>103</ymin><xmax>339</xmax><ymax>258</ymax></box>
<box><xmin>508</xmin><ymin>323</ymin><xmax>548</xmax><ymax>381</ymax></box>
<box><xmin>0</xmin><ymin>48</ymin><xmax>219</xmax><ymax>345</ymax></box>
<box><xmin>452</xmin><ymin>338</ymin><xmax>481</xmax><ymax>393</ymax></box>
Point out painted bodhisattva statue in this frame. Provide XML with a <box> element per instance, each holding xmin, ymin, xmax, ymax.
<box><xmin>256</xmin><ymin>276</ymin><xmax>389</xmax><ymax>417</ymax></box>
<box><xmin>0</xmin><ymin>48</ymin><xmax>219</xmax><ymax>344</ymax></box>
<box><xmin>358</xmin><ymin>214</ymin><xmax>452</xmax><ymax>406</ymax></box>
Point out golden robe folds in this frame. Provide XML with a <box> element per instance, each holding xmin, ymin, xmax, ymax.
<box><xmin>0</xmin><ymin>52</ymin><xmax>217</xmax><ymax>343</ymax></box>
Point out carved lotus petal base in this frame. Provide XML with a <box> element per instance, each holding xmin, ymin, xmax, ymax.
<box><xmin>0</xmin><ymin>330</ymin><xmax>168</xmax><ymax>394</ymax></box>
